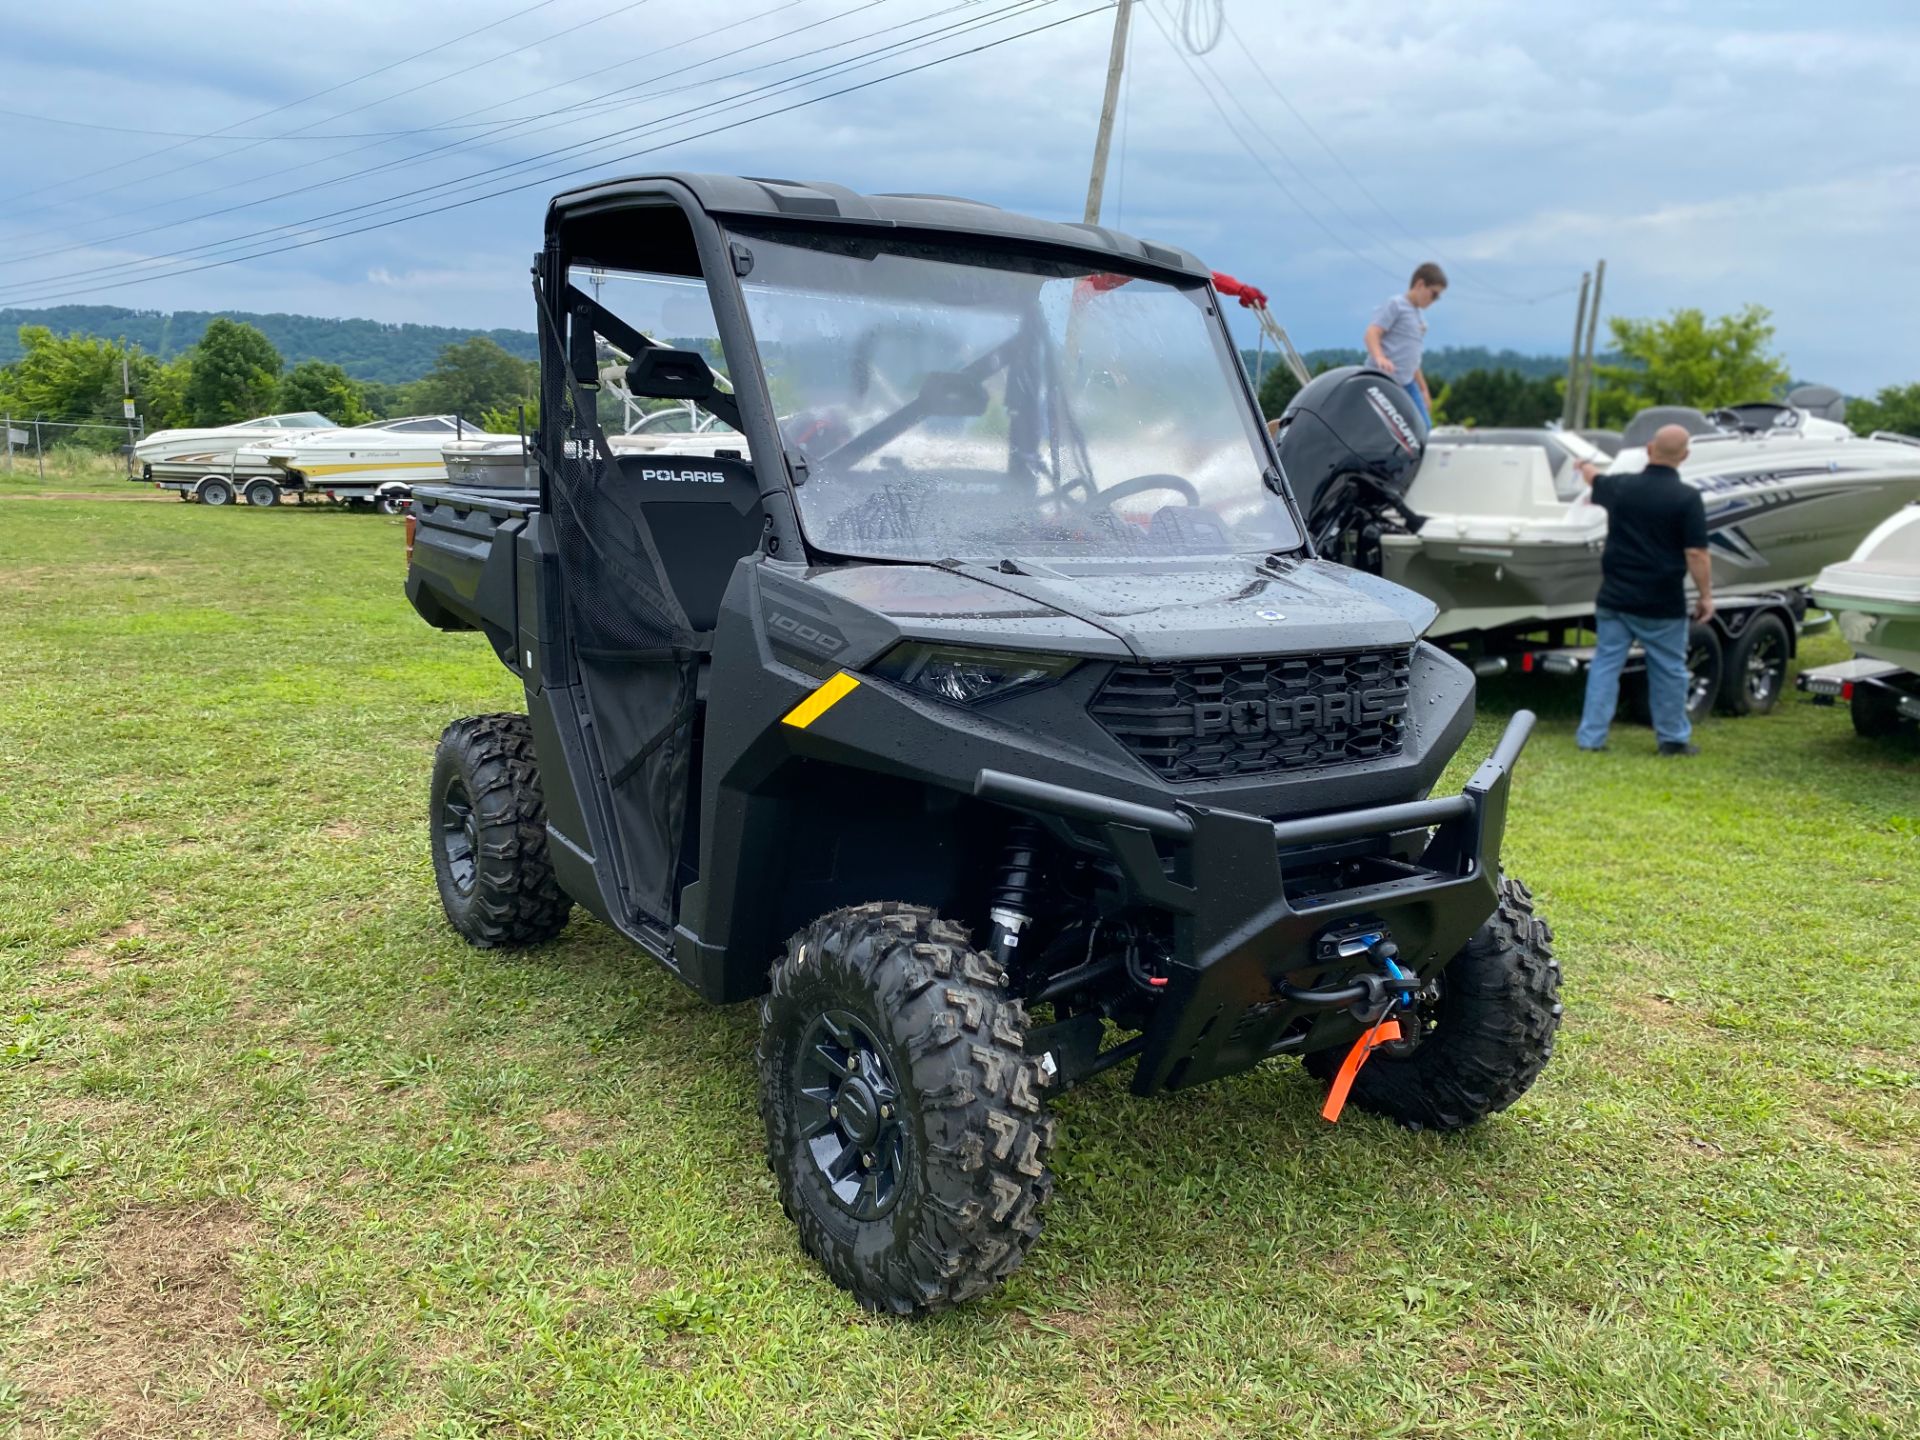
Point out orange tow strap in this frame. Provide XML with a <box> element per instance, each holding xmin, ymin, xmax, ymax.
<box><xmin>1321</xmin><ymin>1016</ymin><xmax>1402</xmax><ymax>1124</ymax></box>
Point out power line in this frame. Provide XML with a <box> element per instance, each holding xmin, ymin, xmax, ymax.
<box><xmin>0</xmin><ymin>104</ymin><xmax>530</xmax><ymax>142</ymax></box>
<box><xmin>1135</xmin><ymin>1</ymin><xmax>1403</xmax><ymax>281</ymax></box>
<box><xmin>0</xmin><ymin>0</ymin><xmax>859</xmax><ymax>269</ymax></box>
<box><xmin>0</xmin><ymin>0</ymin><xmax>1021</xmax><ymax>297</ymax></box>
<box><xmin>6</xmin><ymin>0</ymin><xmax>565</xmax><ymax>211</ymax></box>
<box><xmin>1</xmin><ymin>0</ymin><xmax>658</xmax><ymax>242</ymax></box>
<box><xmin>0</xmin><ymin>4</ymin><xmax>1109</xmax><ymax>310</ymax></box>
<box><xmin>1144</xmin><ymin>2</ymin><xmax>1578</xmax><ymax>308</ymax></box>
<box><xmin>1174</xmin><ymin>0</ymin><xmax>1222</xmax><ymax>55</ymax></box>
<box><xmin>1213</xmin><ymin>13</ymin><xmax>1548</xmax><ymax>304</ymax></box>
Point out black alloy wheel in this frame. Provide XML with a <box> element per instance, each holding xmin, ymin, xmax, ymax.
<box><xmin>1684</xmin><ymin>624</ymin><xmax>1723</xmax><ymax>723</ymax></box>
<box><xmin>1719</xmin><ymin>613</ymin><xmax>1790</xmax><ymax>716</ymax></box>
<box><xmin>438</xmin><ymin>775</ymin><xmax>479</xmax><ymax>897</ymax></box>
<box><xmin>795</xmin><ymin>1009</ymin><xmax>908</xmax><ymax>1221</ymax></box>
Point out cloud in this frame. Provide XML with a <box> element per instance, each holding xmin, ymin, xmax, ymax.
<box><xmin>1</xmin><ymin>0</ymin><xmax>1915</xmax><ymax>390</ymax></box>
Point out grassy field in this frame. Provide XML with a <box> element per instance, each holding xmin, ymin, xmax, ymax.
<box><xmin>2</xmin><ymin>466</ymin><xmax>1916</xmax><ymax>1439</ymax></box>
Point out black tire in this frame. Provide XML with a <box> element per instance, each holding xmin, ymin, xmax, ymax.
<box><xmin>1620</xmin><ymin>624</ymin><xmax>1720</xmax><ymax>727</ymax></box>
<box><xmin>197</xmin><ymin>477</ymin><xmax>234</xmax><ymax>507</ymax></box>
<box><xmin>244</xmin><ymin>480</ymin><xmax>280</xmax><ymax>508</ymax></box>
<box><xmin>1851</xmin><ymin>684</ymin><xmax>1904</xmax><ymax>739</ymax></box>
<box><xmin>1305</xmin><ymin>875</ymin><xmax>1561</xmax><ymax>1131</ymax></box>
<box><xmin>1719</xmin><ymin>613</ymin><xmax>1790</xmax><ymax>716</ymax></box>
<box><xmin>429</xmin><ymin>713</ymin><xmax>571</xmax><ymax>948</ymax></box>
<box><xmin>758</xmin><ymin>903</ymin><xmax>1055</xmax><ymax>1315</ymax></box>
<box><xmin>1683</xmin><ymin>623</ymin><xmax>1721</xmax><ymax>724</ymax></box>
<box><xmin>376</xmin><ymin>493</ymin><xmax>405</xmax><ymax>515</ymax></box>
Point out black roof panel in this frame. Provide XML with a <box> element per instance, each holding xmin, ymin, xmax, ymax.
<box><xmin>547</xmin><ymin>172</ymin><xmax>1210</xmax><ymax>281</ymax></box>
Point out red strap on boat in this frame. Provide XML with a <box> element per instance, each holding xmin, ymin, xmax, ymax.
<box><xmin>1320</xmin><ymin>1016</ymin><xmax>1402</xmax><ymax>1124</ymax></box>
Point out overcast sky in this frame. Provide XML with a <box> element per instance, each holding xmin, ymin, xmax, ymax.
<box><xmin>3</xmin><ymin>0</ymin><xmax>1914</xmax><ymax>392</ymax></box>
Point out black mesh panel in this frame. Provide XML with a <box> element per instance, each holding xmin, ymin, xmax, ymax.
<box><xmin>537</xmin><ymin>291</ymin><xmax>695</xmax><ymax>657</ymax></box>
<box><xmin>1090</xmin><ymin>648</ymin><xmax>1413</xmax><ymax>782</ymax></box>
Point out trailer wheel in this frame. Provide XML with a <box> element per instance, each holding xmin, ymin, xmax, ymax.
<box><xmin>1851</xmin><ymin>683</ymin><xmax>1904</xmax><ymax>739</ymax></box>
<box><xmin>376</xmin><ymin>493</ymin><xmax>405</xmax><ymax>515</ymax></box>
<box><xmin>244</xmin><ymin>479</ymin><xmax>280</xmax><ymax>508</ymax></box>
<box><xmin>429</xmin><ymin>713</ymin><xmax>571</xmax><ymax>949</ymax></box>
<box><xmin>196</xmin><ymin>477</ymin><xmax>234</xmax><ymax>507</ymax></box>
<box><xmin>1622</xmin><ymin>623</ymin><xmax>1721</xmax><ymax>726</ymax></box>
<box><xmin>1719</xmin><ymin>613</ymin><xmax>1790</xmax><ymax>716</ymax></box>
<box><xmin>758</xmin><ymin>903</ymin><xmax>1055</xmax><ymax>1314</ymax></box>
<box><xmin>1305</xmin><ymin>874</ymin><xmax>1561</xmax><ymax>1131</ymax></box>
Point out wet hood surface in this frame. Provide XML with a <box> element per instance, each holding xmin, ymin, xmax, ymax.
<box><xmin>812</xmin><ymin>555</ymin><xmax>1435</xmax><ymax>661</ymax></box>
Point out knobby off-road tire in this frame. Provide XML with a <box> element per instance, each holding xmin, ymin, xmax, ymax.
<box><xmin>429</xmin><ymin>713</ymin><xmax>571</xmax><ymax>948</ymax></box>
<box><xmin>758</xmin><ymin>903</ymin><xmax>1056</xmax><ymax>1315</ymax></box>
<box><xmin>1306</xmin><ymin>874</ymin><xmax>1561</xmax><ymax>1130</ymax></box>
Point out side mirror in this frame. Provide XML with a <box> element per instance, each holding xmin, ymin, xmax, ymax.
<box><xmin>626</xmin><ymin>347</ymin><xmax>719</xmax><ymax>402</ymax></box>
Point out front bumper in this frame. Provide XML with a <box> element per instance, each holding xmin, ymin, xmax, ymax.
<box><xmin>975</xmin><ymin>710</ymin><xmax>1535</xmax><ymax>1095</ymax></box>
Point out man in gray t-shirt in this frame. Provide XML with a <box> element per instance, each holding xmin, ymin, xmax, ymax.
<box><xmin>1364</xmin><ymin>262</ymin><xmax>1447</xmax><ymax>423</ymax></box>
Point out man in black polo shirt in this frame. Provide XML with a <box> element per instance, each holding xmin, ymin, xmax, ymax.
<box><xmin>1572</xmin><ymin>424</ymin><xmax>1714</xmax><ymax>755</ymax></box>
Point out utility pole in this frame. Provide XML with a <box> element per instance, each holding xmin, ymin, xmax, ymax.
<box><xmin>1562</xmin><ymin>271</ymin><xmax>1591</xmax><ymax>429</ymax></box>
<box><xmin>122</xmin><ymin>349</ymin><xmax>137</xmax><ymax>471</ymax></box>
<box><xmin>1083</xmin><ymin>0</ymin><xmax>1135</xmax><ymax>226</ymax></box>
<box><xmin>1575</xmin><ymin>258</ymin><xmax>1606</xmax><ymax>430</ymax></box>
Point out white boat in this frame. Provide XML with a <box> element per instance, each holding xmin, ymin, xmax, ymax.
<box><xmin>246</xmin><ymin>415</ymin><xmax>468</xmax><ymax>500</ymax></box>
<box><xmin>1811</xmin><ymin>502</ymin><xmax>1920</xmax><ymax>673</ymax></box>
<box><xmin>135</xmin><ymin>411</ymin><xmax>338</xmax><ymax>500</ymax></box>
<box><xmin>1375</xmin><ymin>426</ymin><xmax>1614</xmax><ymax>636</ymax></box>
<box><xmin>1278</xmin><ymin>368</ymin><xmax>1920</xmax><ymax>639</ymax></box>
<box><xmin>442</xmin><ymin>434</ymin><xmax>534</xmax><ymax>490</ymax></box>
<box><xmin>440</xmin><ymin>404</ymin><xmax>747</xmax><ymax>491</ymax></box>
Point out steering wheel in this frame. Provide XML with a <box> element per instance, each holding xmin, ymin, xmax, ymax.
<box><xmin>1068</xmin><ymin>472</ymin><xmax>1202</xmax><ymax>509</ymax></box>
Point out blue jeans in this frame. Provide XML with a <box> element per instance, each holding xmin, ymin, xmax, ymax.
<box><xmin>1577</xmin><ymin>608</ymin><xmax>1693</xmax><ymax>748</ymax></box>
<box><xmin>1403</xmin><ymin>380</ymin><xmax>1430</xmax><ymax>424</ymax></box>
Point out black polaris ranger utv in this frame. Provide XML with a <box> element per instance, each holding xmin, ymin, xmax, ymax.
<box><xmin>405</xmin><ymin>174</ymin><xmax>1561</xmax><ymax>1313</ymax></box>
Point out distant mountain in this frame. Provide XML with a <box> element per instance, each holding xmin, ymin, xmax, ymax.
<box><xmin>1238</xmin><ymin>344</ymin><xmax>1578</xmax><ymax>384</ymax></box>
<box><xmin>1</xmin><ymin>303</ymin><xmax>1579</xmax><ymax>391</ymax></box>
<box><xmin>0</xmin><ymin>305</ymin><xmax>538</xmax><ymax>385</ymax></box>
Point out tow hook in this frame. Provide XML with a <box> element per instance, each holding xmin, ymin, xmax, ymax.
<box><xmin>1277</xmin><ymin>926</ymin><xmax>1427</xmax><ymax>1022</ymax></box>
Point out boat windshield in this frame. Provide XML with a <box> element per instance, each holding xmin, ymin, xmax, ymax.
<box><xmin>732</xmin><ymin>229</ymin><xmax>1298</xmax><ymax>563</ymax></box>
<box><xmin>274</xmin><ymin>412</ymin><xmax>336</xmax><ymax>428</ymax></box>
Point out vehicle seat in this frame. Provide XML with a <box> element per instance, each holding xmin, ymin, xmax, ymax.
<box><xmin>610</xmin><ymin>451</ymin><xmax>765</xmax><ymax>633</ymax></box>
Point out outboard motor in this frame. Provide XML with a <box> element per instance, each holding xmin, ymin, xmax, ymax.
<box><xmin>1270</xmin><ymin>366</ymin><xmax>1428</xmax><ymax>573</ymax></box>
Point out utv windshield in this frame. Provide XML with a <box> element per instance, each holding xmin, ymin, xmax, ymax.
<box><xmin>733</xmin><ymin>229</ymin><xmax>1298</xmax><ymax>563</ymax></box>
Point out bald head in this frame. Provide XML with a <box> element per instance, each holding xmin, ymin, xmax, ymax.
<box><xmin>1648</xmin><ymin>424</ymin><xmax>1693</xmax><ymax>466</ymax></box>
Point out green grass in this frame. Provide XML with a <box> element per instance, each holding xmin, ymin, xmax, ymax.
<box><xmin>1</xmin><ymin>478</ymin><xmax>1916</xmax><ymax>1439</ymax></box>
<box><xmin>0</xmin><ymin>445</ymin><xmax>146</xmax><ymax>498</ymax></box>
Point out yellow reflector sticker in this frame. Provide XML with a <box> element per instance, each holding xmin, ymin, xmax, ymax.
<box><xmin>781</xmin><ymin>671</ymin><xmax>860</xmax><ymax>729</ymax></box>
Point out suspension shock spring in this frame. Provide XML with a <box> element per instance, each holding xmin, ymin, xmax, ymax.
<box><xmin>987</xmin><ymin>819</ymin><xmax>1043</xmax><ymax>975</ymax></box>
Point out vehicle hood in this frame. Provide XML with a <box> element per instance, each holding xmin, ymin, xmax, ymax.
<box><xmin>812</xmin><ymin>555</ymin><xmax>1437</xmax><ymax>661</ymax></box>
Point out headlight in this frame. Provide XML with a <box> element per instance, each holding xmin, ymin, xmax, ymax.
<box><xmin>869</xmin><ymin>642</ymin><xmax>1077</xmax><ymax>706</ymax></box>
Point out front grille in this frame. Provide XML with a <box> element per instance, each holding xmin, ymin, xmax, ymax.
<box><xmin>1090</xmin><ymin>648</ymin><xmax>1413</xmax><ymax>782</ymax></box>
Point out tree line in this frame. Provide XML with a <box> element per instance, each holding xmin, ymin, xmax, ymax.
<box><xmin>0</xmin><ymin>318</ymin><xmax>538</xmax><ymax>446</ymax></box>
<box><xmin>1256</xmin><ymin>303</ymin><xmax>1920</xmax><ymax>438</ymax></box>
<box><xmin>0</xmin><ymin>304</ymin><xmax>538</xmax><ymax>385</ymax></box>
